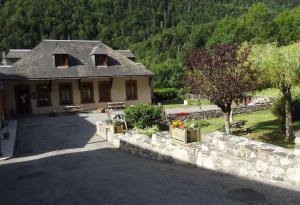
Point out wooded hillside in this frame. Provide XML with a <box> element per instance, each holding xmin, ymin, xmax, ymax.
<box><xmin>0</xmin><ymin>0</ymin><xmax>299</xmax><ymax>88</ymax></box>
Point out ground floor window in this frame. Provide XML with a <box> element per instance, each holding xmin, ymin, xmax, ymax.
<box><xmin>36</xmin><ymin>84</ymin><xmax>51</xmax><ymax>107</ymax></box>
<box><xmin>126</xmin><ymin>80</ymin><xmax>137</xmax><ymax>100</ymax></box>
<box><xmin>59</xmin><ymin>83</ymin><xmax>73</xmax><ymax>105</ymax></box>
<box><xmin>80</xmin><ymin>82</ymin><xmax>94</xmax><ymax>103</ymax></box>
<box><xmin>99</xmin><ymin>81</ymin><xmax>111</xmax><ymax>102</ymax></box>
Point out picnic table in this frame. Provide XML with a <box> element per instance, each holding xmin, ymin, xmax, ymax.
<box><xmin>230</xmin><ymin>120</ymin><xmax>248</xmax><ymax>132</ymax></box>
<box><xmin>64</xmin><ymin>105</ymin><xmax>83</xmax><ymax>113</ymax></box>
<box><xmin>107</xmin><ymin>102</ymin><xmax>125</xmax><ymax>110</ymax></box>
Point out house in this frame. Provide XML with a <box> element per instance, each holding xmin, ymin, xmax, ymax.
<box><xmin>0</xmin><ymin>40</ymin><xmax>154</xmax><ymax>117</ymax></box>
<box><xmin>116</xmin><ymin>50</ymin><xmax>136</xmax><ymax>62</ymax></box>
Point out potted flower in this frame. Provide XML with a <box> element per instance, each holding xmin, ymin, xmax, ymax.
<box><xmin>169</xmin><ymin>120</ymin><xmax>201</xmax><ymax>144</ymax></box>
<box><xmin>110</xmin><ymin>120</ymin><xmax>124</xmax><ymax>134</ymax></box>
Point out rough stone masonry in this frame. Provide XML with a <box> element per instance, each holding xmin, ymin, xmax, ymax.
<box><xmin>97</xmin><ymin>122</ymin><xmax>300</xmax><ymax>188</ymax></box>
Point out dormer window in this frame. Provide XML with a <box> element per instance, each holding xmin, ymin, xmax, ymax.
<box><xmin>52</xmin><ymin>47</ymin><xmax>69</xmax><ymax>68</ymax></box>
<box><xmin>55</xmin><ymin>54</ymin><xmax>69</xmax><ymax>67</ymax></box>
<box><xmin>90</xmin><ymin>46</ymin><xmax>108</xmax><ymax>67</ymax></box>
<box><xmin>95</xmin><ymin>54</ymin><xmax>107</xmax><ymax>67</ymax></box>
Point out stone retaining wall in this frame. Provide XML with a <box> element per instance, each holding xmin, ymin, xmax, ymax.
<box><xmin>166</xmin><ymin>103</ymin><xmax>271</xmax><ymax>120</ymax></box>
<box><xmin>97</xmin><ymin>122</ymin><xmax>300</xmax><ymax>187</ymax></box>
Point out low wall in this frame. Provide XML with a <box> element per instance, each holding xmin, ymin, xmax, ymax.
<box><xmin>166</xmin><ymin>103</ymin><xmax>271</xmax><ymax>120</ymax></box>
<box><xmin>97</xmin><ymin>123</ymin><xmax>300</xmax><ymax>187</ymax></box>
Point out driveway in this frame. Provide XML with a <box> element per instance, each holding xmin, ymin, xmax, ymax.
<box><xmin>0</xmin><ymin>113</ymin><xmax>300</xmax><ymax>205</ymax></box>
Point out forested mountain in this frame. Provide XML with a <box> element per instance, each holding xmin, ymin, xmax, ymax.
<box><xmin>0</xmin><ymin>0</ymin><xmax>299</xmax><ymax>88</ymax></box>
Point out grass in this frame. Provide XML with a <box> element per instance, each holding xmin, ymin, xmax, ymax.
<box><xmin>249</xmin><ymin>86</ymin><xmax>300</xmax><ymax>98</ymax></box>
<box><xmin>163</xmin><ymin>99</ymin><xmax>212</xmax><ymax>109</ymax></box>
<box><xmin>200</xmin><ymin>110</ymin><xmax>298</xmax><ymax>148</ymax></box>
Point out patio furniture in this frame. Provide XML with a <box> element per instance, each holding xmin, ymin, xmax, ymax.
<box><xmin>64</xmin><ymin>105</ymin><xmax>83</xmax><ymax>113</ymax></box>
<box><xmin>107</xmin><ymin>102</ymin><xmax>125</xmax><ymax>110</ymax></box>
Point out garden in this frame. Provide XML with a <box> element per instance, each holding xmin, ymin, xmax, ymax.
<box><xmin>106</xmin><ymin>42</ymin><xmax>300</xmax><ymax>149</ymax></box>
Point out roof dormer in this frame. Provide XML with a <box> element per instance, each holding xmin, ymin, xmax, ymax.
<box><xmin>52</xmin><ymin>47</ymin><xmax>69</xmax><ymax>68</ymax></box>
<box><xmin>90</xmin><ymin>46</ymin><xmax>108</xmax><ymax>67</ymax></box>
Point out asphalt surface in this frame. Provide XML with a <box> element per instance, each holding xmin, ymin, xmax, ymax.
<box><xmin>0</xmin><ymin>113</ymin><xmax>300</xmax><ymax>205</ymax></box>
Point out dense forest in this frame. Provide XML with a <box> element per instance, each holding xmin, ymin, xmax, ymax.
<box><xmin>0</xmin><ymin>0</ymin><xmax>299</xmax><ymax>88</ymax></box>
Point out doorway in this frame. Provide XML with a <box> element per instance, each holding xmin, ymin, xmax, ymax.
<box><xmin>15</xmin><ymin>85</ymin><xmax>31</xmax><ymax>114</ymax></box>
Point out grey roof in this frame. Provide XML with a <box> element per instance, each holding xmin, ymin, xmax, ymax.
<box><xmin>90</xmin><ymin>46</ymin><xmax>108</xmax><ymax>55</ymax></box>
<box><xmin>0</xmin><ymin>40</ymin><xmax>153</xmax><ymax>80</ymax></box>
<box><xmin>5</xmin><ymin>49</ymin><xmax>31</xmax><ymax>59</ymax></box>
<box><xmin>52</xmin><ymin>47</ymin><xmax>68</xmax><ymax>55</ymax></box>
<box><xmin>117</xmin><ymin>50</ymin><xmax>136</xmax><ymax>58</ymax></box>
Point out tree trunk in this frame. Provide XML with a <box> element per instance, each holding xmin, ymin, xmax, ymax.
<box><xmin>282</xmin><ymin>85</ymin><xmax>293</xmax><ymax>142</ymax></box>
<box><xmin>224</xmin><ymin>111</ymin><xmax>231</xmax><ymax>134</ymax></box>
<box><xmin>223</xmin><ymin>102</ymin><xmax>232</xmax><ymax>134</ymax></box>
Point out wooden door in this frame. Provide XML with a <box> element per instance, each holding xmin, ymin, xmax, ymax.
<box><xmin>15</xmin><ymin>85</ymin><xmax>31</xmax><ymax>114</ymax></box>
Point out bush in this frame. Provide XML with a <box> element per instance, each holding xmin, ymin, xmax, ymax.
<box><xmin>133</xmin><ymin>125</ymin><xmax>160</xmax><ymax>137</ymax></box>
<box><xmin>271</xmin><ymin>95</ymin><xmax>300</xmax><ymax>131</ymax></box>
<box><xmin>124</xmin><ymin>104</ymin><xmax>163</xmax><ymax>129</ymax></box>
<box><xmin>154</xmin><ymin>88</ymin><xmax>178</xmax><ymax>102</ymax></box>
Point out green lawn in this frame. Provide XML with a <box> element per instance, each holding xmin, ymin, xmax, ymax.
<box><xmin>248</xmin><ymin>86</ymin><xmax>300</xmax><ymax>98</ymax></box>
<box><xmin>200</xmin><ymin>110</ymin><xmax>299</xmax><ymax>148</ymax></box>
<box><xmin>163</xmin><ymin>99</ymin><xmax>212</xmax><ymax>109</ymax></box>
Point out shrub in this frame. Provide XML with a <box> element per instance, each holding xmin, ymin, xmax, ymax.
<box><xmin>133</xmin><ymin>125</ymin><xmax>160</xmax><ymax>137</ymax></box>
<box><xmin>271</xmin><ymin>95</ymin><xmax>300</xmax><ymax>131</ymax></box>
<box><xmin>154</xmin><ymin>88</ymin><xmax>178</xmax><ymax>102</ymax></box>
<box><xmin>124</xmin><ymin>104</ymin><xmax>163</xmax><ymax>129</ymax></box>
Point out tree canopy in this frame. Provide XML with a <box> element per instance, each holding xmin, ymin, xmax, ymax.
<box><xmin>250</xmin><ymin>42</ymin><xmax>300</xmax><ymax>141</ymax></box>
<box><xmin>186</xmin><ymin>44</ymin><xmax>258</xmax><ymax>133</ymax></box>
<box><xmin>0</xmin><ymin>1</ymin><xmax>299</xmax><ymax>88</ymax></box>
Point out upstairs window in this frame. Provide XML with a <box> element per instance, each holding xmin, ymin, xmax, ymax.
<box><xmin>126</xmin><ymin>80</ymin><xmax>137</xmax><ymax>100</ymax></box>
<box><xmin>80</xmin><ymin>82</ymin><xmax>94</xmax><ymax>103</ymax></box>
<box><xmin>36</xmin><ymin>84</ymin><xmax>51</xmax><ymax>107</ymax></box>
<box><xmin>55</xmin><ymin>54</ymin><xmax>69</xmax><ymax>68</ymax></box>
<box><xmin>95</xmin><ymin>54</ymin><xmax>107</xmax><ymax>67</ymax></box>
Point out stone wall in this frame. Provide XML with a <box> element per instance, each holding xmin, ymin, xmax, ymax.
<box><xmin>97</xmin><ymin>122</ymin><xmax>300</xmax><ymax>187</ymax></box>
<box><xmin>166</xmin><ymin>103</ymin><xmax>271</xmax><ymax>121</ymax></box>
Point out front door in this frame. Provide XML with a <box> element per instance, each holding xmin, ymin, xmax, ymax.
<box><xmin>15</xmin><ymin>85</ymin><xmax>31</xmax><ymax>114</ymax></box>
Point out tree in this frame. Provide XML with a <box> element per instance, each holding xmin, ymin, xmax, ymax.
<box><xmin>250</xmin><ymin>42</ymin><xmax>300</xmax><ymax>142</ymax></box>
<box><xmin>186</xmin><ymin>44</ymin><xmax>257</xmax><ymax>134</ymax></box>
<box><xmin>273</xmin><ymin>6</ymin><xmax>300</xmax><ymax>45</ymax></box>
<box><xmin>206</xmin><ymin>16</ymin><xmax>238</xmax><ymax>48</ymax></box>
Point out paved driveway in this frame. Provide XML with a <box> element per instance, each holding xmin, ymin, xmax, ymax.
<box><xmin>0</xmin><ymin>113</ymin><xmax>300</xmax><ymax>205</ymax></box>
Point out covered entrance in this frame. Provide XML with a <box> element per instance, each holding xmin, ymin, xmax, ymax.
<box><xmin>14</xmin><ymin>84</ymin><xmax>31</xmax><ymax>114</ymax></box>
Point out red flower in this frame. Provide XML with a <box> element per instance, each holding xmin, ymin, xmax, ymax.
<box><xmin>175</xmin><ymin>112</ymin><xmax>189</xmax><ymax>116</ymax></box>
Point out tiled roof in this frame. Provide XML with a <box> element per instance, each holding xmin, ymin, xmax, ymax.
<box><xmin>5</xmin><ymin>49</ymin><xmax>31</xmax><ymax>59</ymax></box>
<box><xmin>90</xmin><ymin>46</ymin><xmax>108</xmax><ymax>55</ymax></box>
<box><xmin>0</xmin><ymin>40</ymin><xmax>153</xmax><ymax>80</ymax></box>
<box><xmin>116</xmin><ymin>50</ymin><xmax>136</xmax><ymax>58</ymax></box>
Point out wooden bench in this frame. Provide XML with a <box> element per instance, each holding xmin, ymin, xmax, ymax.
<box><xmin>107</xmin><ymin>102</ymin><xmax>125</xmax><ymax>110</ymax></box>
<box><xmin>64</xmin><ymin>105</ymin><xmax>83</xmax><ymax>113</ymax></box>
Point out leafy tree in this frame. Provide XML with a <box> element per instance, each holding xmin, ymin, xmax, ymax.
<box><xmin>236</xmin><ymin>3</ymin><xmax>275</xmax><ymax>44</ymax></box>
<box><xmin>206</xmin><ymin>16</ymin><xmax>238</xmax><ymax>48</ymax></box>
<box><xmin>151</xmin><ymin>61</ymin><xmax>184</xmax><ymax>88</ymax></box>
<box><xmin>186</xmin><ymin>44</ymin><xmax>258</xmax><ymax>134</ymax></box>
<box><xmin>273</xmin><ymin>6</ymin><xmax>300</xmax><ymax>45</ymax></box>
<box><xmin>250</xmin><ymin>42</ymin><xmax>300</xmax><ymax>142</ymax></box>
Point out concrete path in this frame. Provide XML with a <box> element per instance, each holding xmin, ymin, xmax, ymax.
<box><xmin>165</xmin><ymin>105</ymin><xmax>219</xmax><ymax>114</ymax></box>
<box><xmin>0</xmin><ymin>113</ymin><xmax>300</xmax><ymax>205</ymax></box>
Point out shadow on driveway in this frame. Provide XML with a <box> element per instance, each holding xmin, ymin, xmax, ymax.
<box><xmin>0</xmin><ymin>146</ymin><xmax>300</xmax><ymax>205</ymax></box>
<box><xmin>14</xmin><ymin>112</ymin><xmax>107</xmax><ymax>157</ymax></box>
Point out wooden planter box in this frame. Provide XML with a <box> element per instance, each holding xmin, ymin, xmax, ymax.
<box><xmin>109</xmin><ymin>124</ymin><xmax>124</xmax><ymax>134</ymax></box>
<box><xmin>169</xmin><ymin>126</ymin><xmax>201</xmax><ymax>144</ymax></box>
